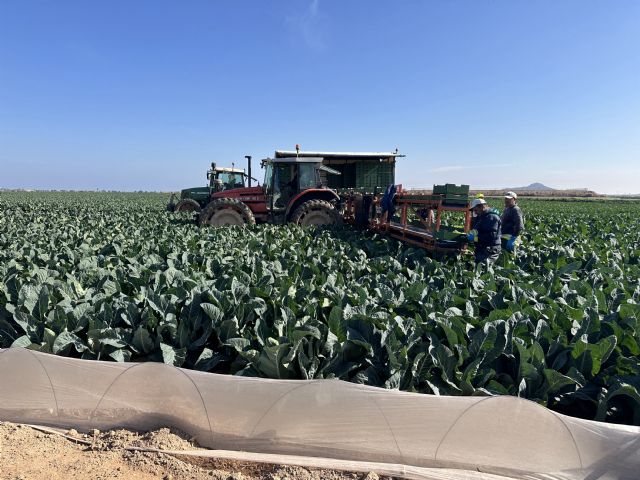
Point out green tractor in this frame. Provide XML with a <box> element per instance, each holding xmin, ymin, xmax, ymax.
<box><xmin>167</xmin><ymin>160</ymin><xmax>253</xmax><ymax>213</ymax></box>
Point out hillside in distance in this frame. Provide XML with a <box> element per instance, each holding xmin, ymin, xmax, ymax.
<box><xmin>512</xmin><ymin>182</ymin><xmax>554</xmax><ymax>191</ymax></box>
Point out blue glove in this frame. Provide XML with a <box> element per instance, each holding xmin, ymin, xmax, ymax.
<box><xmin>467</xmin><ymin>230</ymin><xmax>477</xmax><ymax>243</ymax></box>
<box><xmin>506</xmin><ymin>235</ymin><xmax>516</xmax><ymax>252</ymax></box>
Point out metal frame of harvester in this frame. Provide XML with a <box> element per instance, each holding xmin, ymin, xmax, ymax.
<box><xmin>342</xmin><ymin>186</ymin><xmax>472</xmax><ymax>255</ymax></box>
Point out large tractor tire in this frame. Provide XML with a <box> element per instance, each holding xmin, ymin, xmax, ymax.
<box><xmin>174</xmin><ymin>198</ymin><xmax>201</xmax><ymax>213</ymax></box>
<box><xmin>290</xmin><ymin>199</ymin><xmax>342</xmax><ymax>227</ymax></box>
<box><xmin>199</xmin><ymin>198</ymin><xmax>256</xmax><ymax>226</ymax></box>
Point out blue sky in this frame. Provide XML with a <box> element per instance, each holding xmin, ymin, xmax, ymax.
<box><xmin>1</xmin><ymin>0</ymin><xmax>638</xmax><ymax>193</ymax></box>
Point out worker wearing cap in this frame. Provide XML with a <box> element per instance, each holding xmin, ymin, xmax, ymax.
<box><xmin>467</xmin><ymin>198</ymin><xmax>502</xmax><ymax>264</ymax></box>
<box><xmin>501</xmin><ymin>191</ymin><xmax>524</xmax><ymax>252</ymax></box>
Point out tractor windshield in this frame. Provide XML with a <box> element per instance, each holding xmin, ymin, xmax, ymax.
<box><xmin>298</xmin><ymin>164</ymin><xmax>318</xmax><ymax>190</ymax></box>
<box><xmin>263</xmin><ymin>163</ymin><xmax>273</xmax><ymax>192</ymax></box>
<box><xmin>269</xmin><ymin>163</ymin><xmax>298</xmax><ymax>209</ymax></box>
<box><xmin>217</xmin><ymin>172</ymin><xmax>245</xmax><ymax>190</ymax></box>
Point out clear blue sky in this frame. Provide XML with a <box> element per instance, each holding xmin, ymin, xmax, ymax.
<box><xmin>1</xmin><ymin>1</ymin><xmax>638</xmax><ymax>193</ymax></box>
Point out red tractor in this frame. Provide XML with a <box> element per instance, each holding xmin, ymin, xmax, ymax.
<box><xmin>198</xmin><ymin>156</ymin><xmax>343</xmax><ymax>227</ymax></box>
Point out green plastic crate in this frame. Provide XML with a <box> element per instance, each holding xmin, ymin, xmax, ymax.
<box><xmin>356</xmin><ymin>161</ymin><xmax>395</xmax><ymax>189</ymax></box>
<box><xmin>432</xmin><ymin>184</ymin><xmax>469</xmax><ymax>206</ymax></box>
<box><xmin>433</xmin><ymin>184</ymin><xmax>470</xmax><ymax>196</ymax></box>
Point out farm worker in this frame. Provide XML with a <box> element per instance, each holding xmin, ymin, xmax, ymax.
<box><xmin>471</xmin><ymin>193</ymin><xmax>483</xmax><ymax>219</ymax></box>
<box><xmin>380</xmin><ymin>184</ymin><xmax>397</xmax><ymax>223</ymax></box>
<box><xmin>501</xmin><ymin>191</ymin><xmax>524</xmax><ymax>252</ymax></box>
<box><xmin>467</xmin><ymin>198</ymin><xmax>502</xmax><ymax>264</ymax></box>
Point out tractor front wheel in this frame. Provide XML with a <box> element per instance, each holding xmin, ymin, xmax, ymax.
<box><xmin>199</xmin><ymin>198</ymin><xmax>256</xmax><ymax>226</ymax></box>
<box><xmin>174</xmin><ymin>198</ymin><xmax>201</xmax><ymax>213</ymax></box>
<box><xmin>291</xmin><ymin>200</ymin><xmax>341</xmax><ymax>227</ymax></box>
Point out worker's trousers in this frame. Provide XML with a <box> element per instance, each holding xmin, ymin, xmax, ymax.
<box><xmin>475</xmin><ymin>245</ymin><xmax>501</xmax><ymax>264</ymax></box>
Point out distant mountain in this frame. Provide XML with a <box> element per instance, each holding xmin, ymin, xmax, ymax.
<box><xmin>512</xmin><ymin>182</ymin><xmax>555</xmax><ymax>191</ymax></box>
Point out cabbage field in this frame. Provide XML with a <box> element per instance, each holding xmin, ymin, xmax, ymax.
<box><xmin>0</xmin><ymin>192</ymin><xmax>639</xmax><ymax>425</ymax></box>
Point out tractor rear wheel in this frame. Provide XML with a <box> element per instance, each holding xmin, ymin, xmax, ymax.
<box><xmin>174</xmin><ymin>198</ymin><xmax>201</xmax><ymax>213</ymax></box>
<box><xmin>199</xmin><ymin>198</ymin><xmax>256</xmax><ymax>226</ymax></box>
<box><xmin>290</xmin><ymin>200</ymin><xmax>341</xmax><ymax>227</ymax></box>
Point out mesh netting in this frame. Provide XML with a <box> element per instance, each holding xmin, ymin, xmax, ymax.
<box><xmin>1</xmin><ymin>348</ymin><xmax>638</xmax><ymax>479</ymax></box>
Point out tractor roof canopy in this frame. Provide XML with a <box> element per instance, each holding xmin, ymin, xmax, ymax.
<box><xmin>274</xmin><ymin>150</ymin><xmax>404</xmax><ymax>159</ymax></box>
<box><xmin>266</xmin><ymin>156</ymin><xmax>325</xmax><ymax>164</ymax></box>
<box><xmin>274</xmin><ymin>150</ymin><xmax>402</xmax><ymax>191</ymax></box>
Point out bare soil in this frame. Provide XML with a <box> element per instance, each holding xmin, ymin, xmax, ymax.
<box><xmin>0</xmin><ymin>422</ymin><xmax>388</xmax><ymax>480</ymax></box>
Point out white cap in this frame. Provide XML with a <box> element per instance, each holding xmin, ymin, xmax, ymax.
<box><xmin>469</xmin><ymin>198</ymin><xmax>487</xmax><ymax>210</ymax></box>
<box><xmin>504</xmin><ymin>191</ymin><xmax>518</xmax><ymax>199</ymax></box>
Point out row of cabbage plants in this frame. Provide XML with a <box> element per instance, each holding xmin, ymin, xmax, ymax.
<box><xmin>0</xmin><ymin>192</ymin><xmax>638</xmax><ymax>425</ymax></box>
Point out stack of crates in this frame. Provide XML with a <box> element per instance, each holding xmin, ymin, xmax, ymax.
<box><xmin>432</xmin><ymin>184</ymin><xmax>469</xmax><ymax>207</ymax></box>
<box><xmin>356</xmin><ymin>161</ymin><xmax>395</xmax><ymax>189</ymax></box>
<box><xmin>325</xmin><ymin>161</ymin><xmax>394</xmax><ymax>191</ymax></box>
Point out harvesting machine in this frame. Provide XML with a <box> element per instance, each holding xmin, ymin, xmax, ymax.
<box><xmin>343</xmin><ymin>184</ymin><xmax>473</xmax><ymax>254</ymax></box>
<box><xmin>178</xmin><ymin>148</ymin><xmax>473</xmax><ymax>254</ymax></box>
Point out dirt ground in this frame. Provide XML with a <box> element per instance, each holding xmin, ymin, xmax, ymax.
<box><xmin>0</xmin><ymin>422</ymin><xmax>389</xmax><ymax>480</ymax></box>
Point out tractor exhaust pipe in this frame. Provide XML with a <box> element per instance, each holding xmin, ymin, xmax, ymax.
<box><xmin>245</xmin><ymin>155</ymin><xmax>252</xmax><ymax>187</ymax></box>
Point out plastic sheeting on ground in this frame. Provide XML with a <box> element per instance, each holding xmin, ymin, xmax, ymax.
<box><xmin>0</xmin><ymin>348</ymin><xmax>638</xmax><ymax>480</ymax></box>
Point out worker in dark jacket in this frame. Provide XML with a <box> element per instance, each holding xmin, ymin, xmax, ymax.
<box><xmin>467</xmin><ymin>198</ymin><xmax>502</xmax><ymax>264</ymax></box>
<box><xmin>380</xmin><ymin>184</ymin><xmax>397</xmax><ymax>223</ymax></box>
<box><xmin>501</xmin><ymin>191</ymin><xmax>524</xmax><ymax>252</ymax></box>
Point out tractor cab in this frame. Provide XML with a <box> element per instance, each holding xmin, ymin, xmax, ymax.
<box><xmin>207</xmin><ymin>163</ymin><xmax>246</xmax><ymax>192</ymax></box>
<box><xmin>262</xmin><ymin>157</ymin><xmax>340</xmax><ymax>212</ymax></box>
